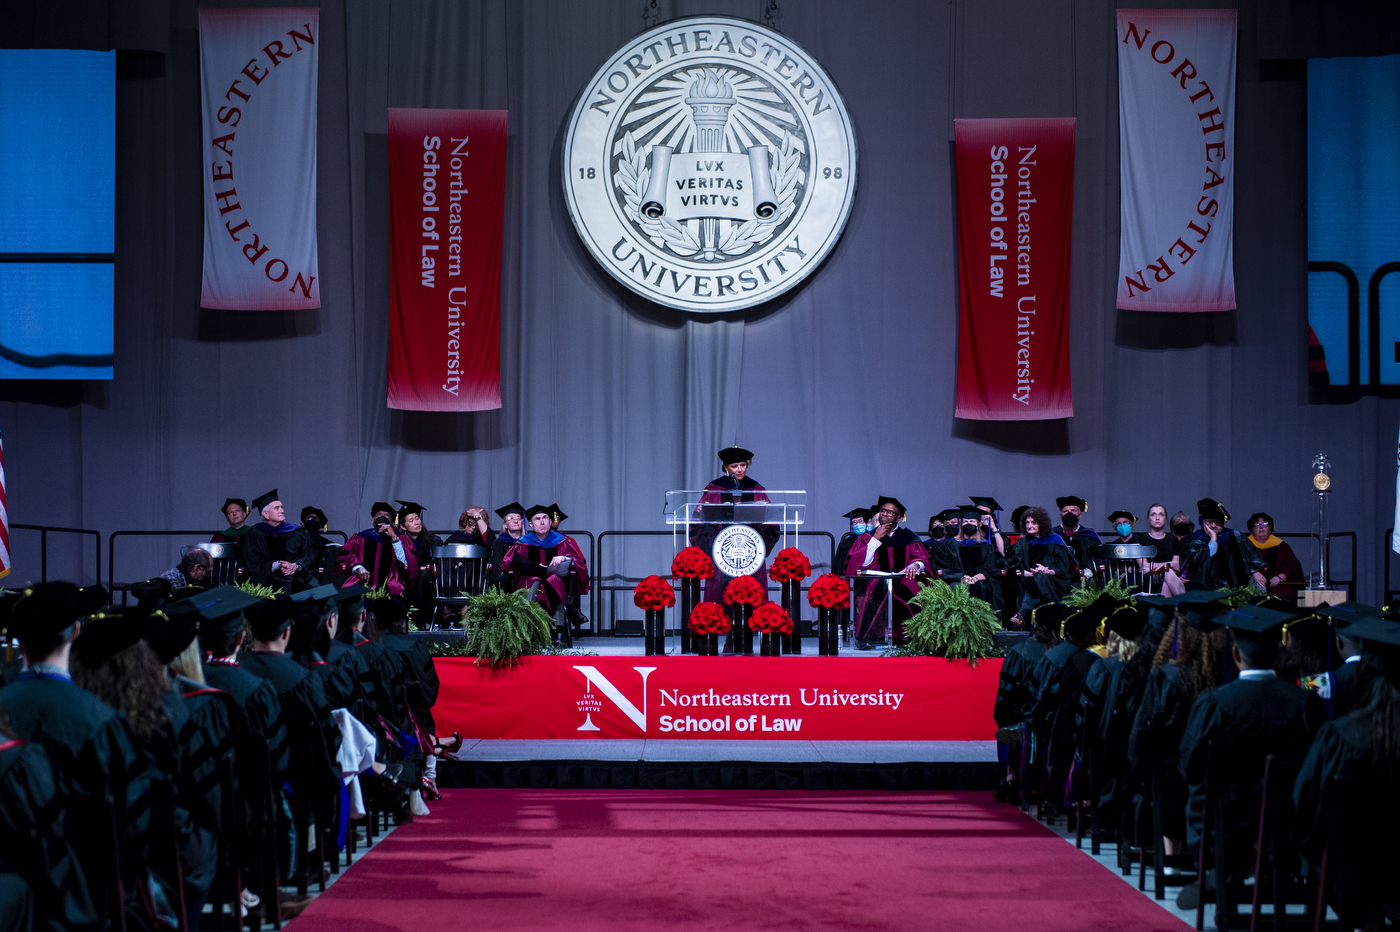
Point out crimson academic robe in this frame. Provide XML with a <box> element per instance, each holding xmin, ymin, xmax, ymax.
<box><xmin>843</xmin><ymin>528</ymin><xmax>932</xmax><ymax>641</ymax></box>
<box><xmin>503</xmin><ymin>532</ymin><xmax>590</xmax><ymax>615</ymax></box>
<box><xmin>692</xmin><ymin>476</ymin><xmax>780</xmax><ymax>605</ymax></box>
<box><xmin>336</xmin><ymin>529</ymin><xmax>419</xmax><ymax>596</ymax></box>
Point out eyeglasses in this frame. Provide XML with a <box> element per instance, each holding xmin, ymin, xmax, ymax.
<box><xmin>1251</xmin><ymin>522</ymin><xmax>1270</xmax><ymax>529</ymax></box>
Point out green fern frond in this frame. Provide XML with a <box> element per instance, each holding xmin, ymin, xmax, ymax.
<box><xmin>461</xmin><ymin>586</ymin><xmax>554</xmax><ymax>666</ymax></box>
<box><xmin>235</xmin><ymin>581</ymin><xmax>278</xmax><ymax>600</ymax></box>
<box><xmin>901</xmin><ymin>580</ymin><xmax>1002</xmax><ymax>665</ymax></box>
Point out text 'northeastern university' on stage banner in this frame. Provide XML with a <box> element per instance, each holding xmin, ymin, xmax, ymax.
<box><xmin>954</xmin><ymin>118</ymin><xmax>1075</xmax><ymax>421</ymax></box>
<box><xmin>198</xmin><ymin>9</ymin><xmax>319</xmax><ymax>310</ymax></box>
<box><xmin>386</xmin><ymin>109</ymin><xmax>505</xmax><ymax>411</ymax></box>
<box><xmin>1117</xmin><ymin>9</ymin><xmax>1236</xmax><ymax>312</ymax></box>
<box><xmin>432</xmin><ymin>656</ymin><xmax>1000</xmax><ymax>741</ymax></box>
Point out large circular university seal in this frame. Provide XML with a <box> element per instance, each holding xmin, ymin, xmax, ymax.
<box><xmin>562</xmin><ymin>17</ymin><xmax>858</xmax><ymax>313</ymax></box>
<box><xmin>711</xmin><ymin>524</ymin><xmax>767</xmax><ymax>578</ymax></box>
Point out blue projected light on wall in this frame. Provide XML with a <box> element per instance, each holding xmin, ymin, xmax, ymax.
<box><xmin>0</xmin><ymin>49</ymin><xmax>115</xmax><ymax>380</ymax></box>
<box><xmin>1308</xmin><ymin>55</ymin><xmax>1400</xmax><ymax>401</ymax></box>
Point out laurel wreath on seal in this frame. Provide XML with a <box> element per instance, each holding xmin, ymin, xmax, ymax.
<box><xmin>615</xmin><ymin>129</ymin><xmax>803</xmax><ymax>259</ymax></box>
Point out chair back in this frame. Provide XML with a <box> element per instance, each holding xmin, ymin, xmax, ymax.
<box><xmin>1094</xmin><ymin>543</ymin><xmax>1155</xmax><ymax>593</ymax></box>
<box><xmin>183</xmin><ymin>541</ymin><xmax>243</xmax><ymax>585</ymax></box>
<box><xmin>431</xmin><ymin>544</ymin><xmax>488</xmax><ymax>602</ymax></box>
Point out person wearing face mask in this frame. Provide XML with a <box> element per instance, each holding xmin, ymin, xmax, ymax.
<box><xmin>1107</xmin><ymin>510</ymin><xmax>1143</xmax><ymax>545</ymax></box>
<box><xmin>942</xmin><ymin>506</ymin><xmax>1003</xmax><ymax>611</ymax></box>
<box><xmin>1183</xmin><ymin>498</ymin><xmax>1267</xmax><ymax>591</ymax></box>
<box><xmin>1170</xmin><ymin>511</ymin><xmax>1194</xmax><ymax>543</ymax></box>
<box><xmin>836</xmin><ymin>508</ymin><xmax>873</xmax><ymax>582</ymax></box>
<box><xmin>1053</xmin><ymin>496</ymin><xmax>1101</xmax><ymax>582</ymax></box>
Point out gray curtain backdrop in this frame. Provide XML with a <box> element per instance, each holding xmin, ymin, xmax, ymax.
<box><xmin>1</xmin><ymin>0</ymin><xmax>1395</xmax><ymax>605</ymax></box>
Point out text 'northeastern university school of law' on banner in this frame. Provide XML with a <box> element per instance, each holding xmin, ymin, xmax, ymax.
<box><xmin>954</xmin><ymin>118</ymin><xmax>1076</xmax><ymax>421</ymax></box>
<box><xmin>386</xmin><ymin>109</ymin><xmax>505</xmax><ymax>411</ymax></box>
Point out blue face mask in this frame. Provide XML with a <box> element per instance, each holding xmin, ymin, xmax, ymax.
<box><xmin>853</xmin><ymin>524</ymin><xmax>869</xmax><ymax>535</ymax></box>
<box><xmin>1116</xmin><ymin>523</ymin><xmax>1133</xmax><ymax>537</ymax></box>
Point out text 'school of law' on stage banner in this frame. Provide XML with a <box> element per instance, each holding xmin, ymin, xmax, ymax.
<box><xmin>1116</xmin><ymin>8</ymin><xmax>1236</xmax><ymax>312</ymax></box>
<box><xmin>432</xmin><ymin>655</ymin><xmax>1000</xmax><ymax>741</ymax></box>
<box><xmin>386</xmin><ymin>109</ymin><xmax>506</xmax><ymax>411</ymax></box>
<box><xmin>198</xmin><ymin>8</ymin><xmax>319</xmax><ymax>310</ymax></box>
<box><xmin>954</xmin><ymin>118</ymin><xmax>1076</xmax><ymax>421</ymax></box>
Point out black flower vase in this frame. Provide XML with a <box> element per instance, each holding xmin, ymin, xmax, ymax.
<box><xmin>645</xmin><ymin>608</ymin><xmax>664</xmax><ymax>655</ymax></box>
<box><xmin>706</xmin><ymin>631</ymin><xmax>719</xmax><ymax>655</ymax></box>
<box><xmin>817</xmin><ymin>608</ymin><xmax>833</xmax><ymax>655</ymax></box>
<box><xmin>679</xmin><ymin>578</ymin><xmax>699</xmax><ymax>653</ymax></box>
<box><xmin>781</xmin><ymin>581</ymin><xmax>803</xmax><ymax>654</ymax></box>
<box><xmin>734</xmin><ymin>605</ymin><xmax>753</xmax><ymax>655</ymax></box>
<box><xmin>760</xmin><ymin>631</ymin><xmax>781</xmax><ymax>656</ymax></box>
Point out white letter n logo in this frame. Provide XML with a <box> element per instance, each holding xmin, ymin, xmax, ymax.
<box><xmin>573</xmin><ymin>665</ymin><xmax>656</xmax><ymax>732</ymax></box>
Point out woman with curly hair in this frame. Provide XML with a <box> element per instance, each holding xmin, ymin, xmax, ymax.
<box><xmin>1127</xmin><ymin>608</ymin><xmax>1230</xmax><ymax>863</ymax></box>
<box><xmin>1007</xmin><ymin>505</ymin><xmax>1077</xmax><ymax>627</ymax></box>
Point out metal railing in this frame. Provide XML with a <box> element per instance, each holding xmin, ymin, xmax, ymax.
<box><xmin>1277</xmin><ymin>531</ymin><xmax>1355</xmax><ymax>601</ymax></box>
<box><xmin>595</xmin><ymin>529</ymin><xmax>835</xmax><ymax>635</ymax></box>
<box><xmin>107</xmin><ymin>528</ymin><xmax>348</xmax><ymax>598</ymax></box>
<box><xmin>8</xmin><ymin>524</ymin><xmax>102</xmax><ymax>584</ymax></box>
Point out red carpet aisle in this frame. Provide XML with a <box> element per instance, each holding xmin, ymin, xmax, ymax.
<box><xmin>290</xmin><ymin>790</ymin><xmax>1189</xmax><ymax>932</ymax></box>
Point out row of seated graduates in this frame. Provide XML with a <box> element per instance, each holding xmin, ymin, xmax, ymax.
<box><xmin>994</xmin><ymin>588</ymin><xmax>1400</xmax><ymax>930</ymax></box>
<box><xmin>0</xmin><ymin>575</ymin><xmax>446</xmax><ymax>932</ymax></box>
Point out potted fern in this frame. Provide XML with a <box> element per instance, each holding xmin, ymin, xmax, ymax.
<box><xmin>899</xmin><ymin>580</ymin><xmax>1001</xmax><ymax>664</ymax></box>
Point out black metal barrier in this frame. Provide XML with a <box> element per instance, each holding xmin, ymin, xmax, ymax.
<box><xmin>1387</xmin><ymin>528</ymin><xmax>1400</xmax><ymax>609</ymax></box>
<box><xmin>1326</xmin><ymin>531</ymin><xmax>1357</xmax><ymax>601</ymax></box>
<box><xmin>431</xmin><ymin>528</ymin><xmax>597</xmax><ymax>629</ymax></box>
<box><xmin>107</xmin><ymin>529</ymin><xmax>348</xmax><ymax>600</ymax></box>
<box><xmin>596</xmin><ymin>530</ymin><xmax>835</xmax><ymax>635</ymax></box>
<box><xmin>8</xmin><ymin>523</ymin><xmax>102</xmax><ymax>584</ymax></box>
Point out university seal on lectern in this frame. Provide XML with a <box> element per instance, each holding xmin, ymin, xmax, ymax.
<box><xmin>562</xmin><ymin>17</ymin><xmax>857</xmax><ymax>313</ymax></box>
<box><xmin>711</xmin><ymin>524</ymin><xmax>766</xmax><ymax>578</ymax></box>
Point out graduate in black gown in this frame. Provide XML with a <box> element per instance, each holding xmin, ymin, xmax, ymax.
<box><xmin>1127</xmin><ymin>592</ymin><xmax>1231</xmax><ymax>864</ymax></box>
<box><xmin>1183</xmin><ymin>498</ymin><xmax>1266</xmax><ymax>591</ymax></box>
<box><xmin>1078</xmin><ymin>601</ymin><xmax>1147</xmax><ymax>815</ymax></box>
<box><xmin>834</xmin><ymin>508</ymin><xmax>872</xmax><ymax>582</ymax></box>
<box><xmin>243</xmin><ymin>490</ymin><xmax>317</xmax><ymax>591</ymax></box>
<box><xmin>1039</xmin><ymin>596</ymin><xmax>1113</xmax><ymax>806</ymax></box>
<box><xmin>1292</xmin><ymin>615</ymin><xmax>1400</xmax><ymax>932</ymax></box>
<box><xmin>288</xmin><ymin>586</ymin><xmax>361</xmax><ymax>712</ymax></box>
<box><xmin>0</xmin><ymin>583</ymin><xmax>156</xmax><ymax>931</ymax></box>
<box><xmin>1175</xmin><ymin>603</ymin><xmax>1324</xmax><ymax>909</ymax></box>
<box><xmin>992</xmin><ymin>603</ymin><xmax>1067</xmax><ymax>802</ymax></box>
<box><xmin>1316</xmin><ymin>602</ymin><xmax>1383</xmax><ymax>717</ymax></box>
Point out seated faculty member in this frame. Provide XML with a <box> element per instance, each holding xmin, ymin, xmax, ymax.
<box><xmin>843</xmin><ymin>496</ymin><xmax>931</xmax><ymax>650</ymax></box>
<box><xmin>504</xmin><ymin>505</ymin><xmax>590</xmax><ymax>637</ymax></box>
<box><xmin>243</xmin><ymin>489</ymin><xmax>316</xmax><ymax>591</ymax></box>
<box><xmin>337</xmin><ymin>502</ymin><xmax>419</xmax><ymax>596</ymax></box>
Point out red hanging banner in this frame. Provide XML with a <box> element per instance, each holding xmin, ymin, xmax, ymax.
<box><xmin>386</xmin><ymin>108</ymin><xmax>505</xmax><ymax>411</ymax></box>
<box><xmin>954</xmin><ymin>118</ymin><xmax>1075</xmax><ymax>420</ymax></box>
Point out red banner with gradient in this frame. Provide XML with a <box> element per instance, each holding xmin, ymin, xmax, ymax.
<box><xmin>433</xmin><ymin>655</ymin><xmax>999</xmax><ymax>741</ymax></box>
<box><xmin>386</xmin><ymin>109</ymin><xmax>505</xmax><ymax>411</ymax></box>
<box><xmin>954</xmin><ymin>118</ymin><xmax>1075</xmax><ymax>420</ymax></box>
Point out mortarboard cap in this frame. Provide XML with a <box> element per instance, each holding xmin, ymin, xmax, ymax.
<box><xmin>370</xmin><ymin>502</ymin><xmax>395</xmax><ymax>520</ymax></box>
<box><xmin>251</xmin><ymin>489</ymin><xmax>280</xmax><ymax>513</ymax></box>
<box><xmin>1197</xmin><ymin>498</ymin><xmax>1230</xmax><ymax>522</ymax></box>
<box><xmin>1105</xmin><ymin>601</ymin><xmax>1147</xmax><ymax>641</ymax></box>
<box><xmin>495</xmin><ymin>502</ymin><xmax>525</xmax><ymax>520</ymax></box>
<box><xmin>524</xmin><ymin>504</ymin><xmax>552</xmax><ymax>519</ymax></box>
<box><xmin>547</xmin><ymin>503</ymin><xmax>568</xmax><ymax>524</ymax></box>
<box><xmin>843</xmin><ymin>507</ymin><xmax>872</xmax><ymax>520</ymax></box>
<box><xmin>1331</xmin><ymin>617</ymin><xmax>1400</xmax><ymax>686</ymax></box>
<box><xmin>73</xmin><ymin>608</ymin><xmax>151</xmax><ymax>666</ymax></box>
<box><xmin>1056</xmin><ymin>496</ymin><xmax>1088</xmax><ymax>513</ymax></box>
<box><xmin>131</xmin><ymin>577</ymin><xmax>172</xmax><ymax>609</ymax></box>
<box><xmin>1217</xmin><ymin>603</ymin><xmax>1294</xmax><ymax>640</ymax></box>
<box><xmin>301</xmin><ymin>506</ymin><xmax>328</xmax><ymax>527</ymax></box>
<box><xmin>1155</xmin><ymin>589</ymin><xmax>1233</xmax><ymax>630</ymax></box>
<box><xmin>145</xmin><ymin>602</ymin><xmax>200</xmax><ymax>664</ymax></box>
<box><xmin>7</xmin><ymin>582</ymin><xmax>85</xmax><ymax>641</ymax></box>
<box><xmin>222</xmin><ymin>498</ymin><xmax>247</xmax><ymax>514</ymax></box>
<box><xmin>248</xmin><ymin>595</ymin><xmax>296</xmax><ymax>641</ymax></box>
<box><xmin>1010</xmin><ymin>505</ymin><xmax>1031</xmax><ymax>528</ymax></box>
<box><xmin>369</xmin><ymin>595</ymin><xmax>410</xmax><ymax>628</ymax></box>
<box><xmin>169</xmin><ymin>584</ymin><xmax>261</xmax><ymax>622</ymax></box>
<box><xmin>396</xmin><ymin>501</ymin><xmax>425</xmax><ymax>520</ymax></box>
<box><xmin>1315</xmin><ymin>601</ymin><xmax>1385</xmax><ymax>628</ymax></box>
<box><xmin>718</xmin><ymin>446</ymin><xmax>754</xmax><ymax>465</ymax></box>
<box><xmin>875</xmin><ymin>496</ymin><xmax>907</xmax><ymax>517</ymax></box>
<box><xmin>331</xmin><ymin>584</ymin><xmax>369</xmax><ymax>605</ymax></box>
<box><xmin>1246</xmin><ymin>512</ymin><xmax>1274</xmax><ymax>530</ymax></box>
<box><xmin>1032</xmin><ymin>602</ymin><xmax>1073</xmax><ymax>633</ymax></box>
<box><xmin>78</xmin><ymin>585</ymin><xmax>110</xmax><ymax>615</ymax></box>
<box><xmin>969</xmin><ymin>496</ymin><xmax>1002</xmax><ymax>513</ymax></box>
<box><xmin>1107</xmin><ymin>510</ymin><xmax>1137</xmax><ymax>525</ymax></box>
<box><xmin>169</xmin><ymin>585</ymin><xmax>205</xmax><ymax>602</ymax></box>
<box><xmin>956</xmin><ymin>507</ymin><xmax>982</xmax><ymax>523</ymax></box>
<box><xmin>289</xmin><ymin>584</ymin><xmax>339</xmax><ymax>605</ymax></box>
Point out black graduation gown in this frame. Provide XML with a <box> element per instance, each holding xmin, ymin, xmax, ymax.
<box><xmin>172</xmin><ymin>675</ymin><xmax>236</xmax><ymax>838</ymax></box>
<box><xmin>237</xmin><ymin>652</ymin><xmax>342</xmax><ymax>802</ymax></box>
<box><xmin>1183</xmin><ymin>530</ymin><xmax>1264</xmax><ymax>590</ymax></box>
<box><xmin>0</xmin><ymin>676</ymin><xmax>156</xmax><ymax>903</ymax></box>
<box><xmin>1079</xmin><ymin>656</ymin><xmax>1119</xmax><ymax>805</ymax></box>
<box><xmin>993</xmin><ymin>637</ymin><xmax>1049</xmax><ymax>728</ymax></box>
<box><xmin>941</xmin><ymin>540</ymin><xmax>1004</xmax><ymax>611</ymax></box>
<box><xmin>1091</xmin><ymin>656</ymin><xmax>1147</xmax><ymax>810</ymax></box>
<box><xmin>243</xmin><ymin>523</ymin><xmax>317</xmax><ymax>590</ymax></box>
<box><xmin>1332</xmin><ymin>659</ymin><xmax>1362</xmax><ymax>716</ymax></box>
<box><xmin>1024</xmin><ymin>642</ymin><xmax>1077</xmax><ymax>777</ymax></box>
<box><xmin>1045</xmin><ymin>648</ymin><xmax>1102</xmax><ymax>800</ymax></box>
<box><xmin>1008</xmin><ymin>534</ymin><xmax>1077</xmax><ymax>603</ymax></box>
<box><xmin>1177</xmin><ymin>675</ymin><xmax>1324</xmax><ymax>849</ymax></box>
<box><xmin>1053</xmin><ymin>525</ymin><xmax>1102</xmax><ymax>577</ymax></box>
<box><xmin>1292</xmin><ymin>712</ymin><xmax>1400</xmax><ymax>928</ymax></box>
<box><xmin>353</xmin><ymin>636</ymin><xmax>408</xmax><ymax>732</ymax></box>
<box><xmin>0</xmin><ymin>738</ymin><xmax>99</xmax><ymax>932</ymax></box>
<box><xmin>294</xmin><ymin>649</ymin><xmax>359</xmax><ymax>713</ymax></box>
<box><xmin>199</xmin><ymin>661</ymin><xmax>292</xmax><ymax>803</ymax></box>
<box><xmin>381</xmin><ymin>633</ymin><xmax>439</xmax><ymax>737</ymax></box>
<box><xmin>1127</xmin><ymin>664</ymin><xmax>1196</xmax><ymax>838</ymax></box>
<box><xmin>834</xmin><ymin>531</ymin><xmax>860</xmax><ymax>581</ymax></box>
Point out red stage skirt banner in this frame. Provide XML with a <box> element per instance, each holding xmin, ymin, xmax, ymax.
<box><xmin>433</xmin><ymin>656</ymin><xmax>1000</xmax><ymax>741</ymax></box>
<box><xmin>386</xmin><ymin>108</ymin><xmax>505</xmax><ymax>411</ymax></box>
<box><xmin>198</xmin><ymin>9</ymin><xmax>320</xmax><ymax>310</ymax></box>
<box><xmin>953</xmin><ymin>118</ymin><xmax>1075</xmax><ymax>421</ymax></box>
<box><xmin>1116</xmin><ymin>9</ymin><xmax>1236</xmax><ymax>312</ymax></box>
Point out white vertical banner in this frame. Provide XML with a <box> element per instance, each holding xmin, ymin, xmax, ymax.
<box><xmin>198</xmin><ymin>8</ymin><xmax>319</xmax><ymax>310</ymax></box>
<box><xmin>1116</xmin><ymin>9</ymin><xmax>1236</xmax><ymax>312</ymax></box>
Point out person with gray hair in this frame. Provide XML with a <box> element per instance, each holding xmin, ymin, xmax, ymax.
<box><xmin>161</xmin><ymin>547</ymin><xmax>211</xmax><ymax>589</ymax></box>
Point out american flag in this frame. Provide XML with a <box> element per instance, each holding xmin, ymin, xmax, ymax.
<box><xmin>0</xmin><ymin>427</ymin><xmax>8</xmax><ymax>579</ymax></box>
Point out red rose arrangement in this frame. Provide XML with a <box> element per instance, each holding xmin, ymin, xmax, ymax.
<box><xmin>723</xmin><ymin>574</ymin><xmax>766</xmax><ymax>606</ymax></box>
<box><xmin>768</xmin><ymin>547</ymin><xmax>812</xmax><ymax>582</ymax></box>
<box><xmin>688</xmin><ymin>602</ymin><xmax>731</xmax><ymax>634</ymax></box>
<box><xmin>632</xmin><ymin>575</ymin><xmax>676</xmax><ymax>610</ymax></box>
<box><xmin>749</xmin><ymin>602</ymin><xmax>793</xmax><ymax>635</ymax></box>
<box><xmin>671</xmin><ymin>546</ymin><xmax>716</xmax><ymax>580</ymax></box>
<box><xmin>806</xmin><ymin>573</ymin><xmax>850</xmax><ymax>609</ymax></box>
